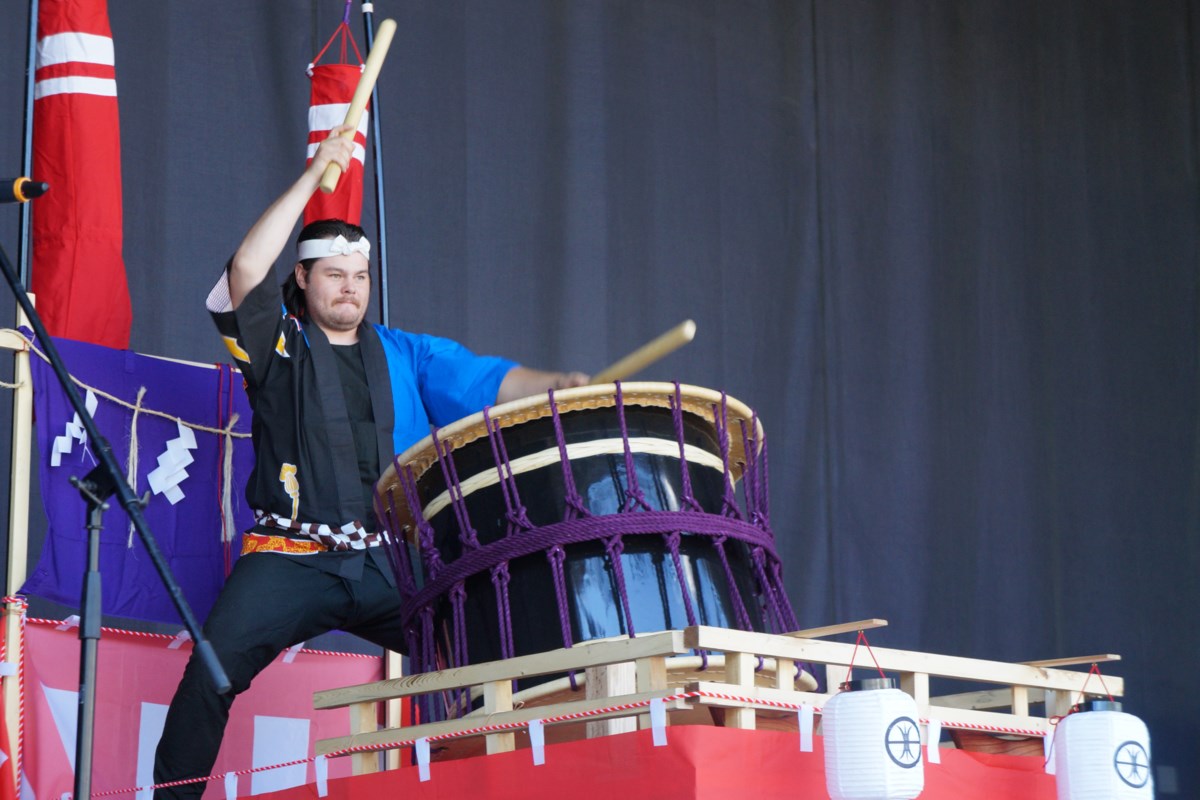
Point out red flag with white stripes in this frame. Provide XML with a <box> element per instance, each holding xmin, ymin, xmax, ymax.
<box><xmin>304</xmin><ymin>63</ymin><xmax>369</xmax><ymax>226</ymax></box>
<box><xmin>303</xmin><ymin>19</ymin><xmax>369</xmax><ymax>227</ymax></box>
<box><xmin>31</xmin><ymin>0</ymin><xmax>132</xmax><ymax>350</ymax></box>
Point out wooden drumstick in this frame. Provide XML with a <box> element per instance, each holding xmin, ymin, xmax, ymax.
<box><xmin>319</xmin><ymin>18</ymin><xmax>397</xmax><ymax>194</ymax></box>
<box><xmin>590</xmin><ymin>320</ymin><xmax>697</xmax><ymax>384</ymax></box>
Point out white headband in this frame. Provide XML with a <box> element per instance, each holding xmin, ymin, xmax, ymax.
<box><xmin>297</xmin><ymin>234</ymin><xmax>371</xmax><ymax>262</ymax></box>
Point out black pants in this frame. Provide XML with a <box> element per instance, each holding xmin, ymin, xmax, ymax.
<box><xmin>152</xmin><ymin>551</ymin><xmax>405</xmax><ymax>799</ymax></box>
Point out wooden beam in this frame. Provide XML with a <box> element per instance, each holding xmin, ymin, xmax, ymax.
<box><xmin>383</xmin><ymin>650</ymin><xmax>404</xmax><ymax>770</ymax></box>
<box><xmin>786</xmin><ymin>619</ymin><xmax>888</xmax><ymax>639</ymax></box>
<box><xmin>1022</xmin><ymin>654</ymin><xmax>1121</xmax><ymax>668</ymax></box>
<box><xmin>315</xmin><ymin>631</ymin><xmax>686</xmax><ymax>709</ymax></box>
<box><xmin>483</xmin><ymin>680</ymin><xmax>515</xmax><ymax>754</ymax></box>
<box><xmin>348</xmin><ymin>702</ymin><xmax>378</xmax><ymax>775</ymax></box>
<box><xmin>4</xmin><ymin>303</ymin><xmax>33</xmax><ymax>782</ymax></box>
<box><xmin>317</xmin><ymin>690</ymin><xmax>691</xmax><ymax>757</ymax></box>
<box><xmin>684</xmin><ymin>626</ymin><xmax>1124</xmax><ymax>696</ymax></box>
<box><xmin>687</xmin><ymin>681</ymin><xmax>1052</xmax><ymax>737</ymax></box>
<box><xmin>723</xmin><ymin>651</ymin><xmax>756</xmax><ymax>730</ymax></box>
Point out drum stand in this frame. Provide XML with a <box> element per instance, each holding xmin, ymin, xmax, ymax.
<box><xmin>0</xmin><ymin>239</ymin><xmax>231</xmax><ymax>799</ymax></box>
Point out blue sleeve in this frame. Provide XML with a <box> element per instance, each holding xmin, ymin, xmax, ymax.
<box><xmin>375</xmin><ymin>326</ymin><xmax>516</xmax><ymax>428</ymax></box>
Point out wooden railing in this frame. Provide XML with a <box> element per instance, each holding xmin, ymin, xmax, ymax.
<box><xmin>313</xmin><ymin>623</ymin><xmax>1122</xmax><ymax>775</ymax></box>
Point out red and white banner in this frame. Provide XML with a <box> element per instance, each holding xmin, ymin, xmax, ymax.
<box><xmin>304</xmin><ymin>64</ymin><xmax>369</xmax><ymax>226</ymax></box>
<box><xmin>20</xmin><ymin>622</ymin><xmax>382</xmax><ymax>799</ymax></box>
<box><xmin>0</xmin><ymin>692</ymin><xmax>14</xmax><ymax>800</ymax></box>
<box><xmin>31</xmin><ymin>0</ymin><xmax>133</xmax><ymax>350</ymax></box>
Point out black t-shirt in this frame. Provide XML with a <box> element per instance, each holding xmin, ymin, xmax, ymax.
<box><xmin>332</xmin><ymin>342</ymin><xmax>380</xmax><ymax>527</ymax></box>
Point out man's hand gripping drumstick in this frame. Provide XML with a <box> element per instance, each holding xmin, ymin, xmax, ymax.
<box><xmin>319</xmin><ymin>18</ymin><xmax>397</xmax><ymax>194</ymax></box>
<box><xmin>229</xmin><ymin>128</ymin><xmax>357</xmax><ymax>308</ymax></box>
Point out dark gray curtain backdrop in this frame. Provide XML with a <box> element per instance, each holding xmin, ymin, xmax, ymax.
<box><xmin>1</xmin><ymin>1</ymin><xmax>1196</xmax><ymax>793</ymax></box>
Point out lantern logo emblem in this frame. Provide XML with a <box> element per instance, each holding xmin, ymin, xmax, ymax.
<box><xmin>884</xmin><ymin>716</ymin><xmax>922</xmax><ymax>768</ymax></box>
<box><xmin>1113</xmin><ymin>740</ymin><xmax>1150</xmax><ymax>788</ymax></box>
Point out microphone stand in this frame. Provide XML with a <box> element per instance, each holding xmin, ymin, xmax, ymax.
<box><xmin>0</xmin><ymin>238</ymin><xmax>230</xmax><ymax>799</ymax></box>
<box><xmin>360</xmin><ymin>0</ymin><xmax>390</xmax><ymax>326</ymax></box>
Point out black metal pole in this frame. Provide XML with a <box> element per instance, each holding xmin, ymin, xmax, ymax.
<box><xmin>18</xmin><ymin>0</ymin><xmax>39</xmax><ymax>286</ymax></box>
<box><xmin>361</xmin><ymin>1</ymin><xmax>390</xmax><ymax>327</ymax></box>
<box><xmin>0</xmin><ymin>237</ymin><xmax>231</xmax><ymax>797</ymax></box>
<box><xmin>69</xmin><ymin>474</ymin><xmax>109</xmax><ymax>800</ymax></box>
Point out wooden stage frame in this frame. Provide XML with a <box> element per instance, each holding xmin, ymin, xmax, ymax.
<box><xmin>313</xmin><ymin>621</ymin><xmax>1122</xmax><ymax>776</ymax></box>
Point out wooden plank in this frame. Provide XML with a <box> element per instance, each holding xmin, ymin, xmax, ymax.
<box><xmin>349</xmin><ymin>702</ymin><xmax>378</xmax><ymax>775</ymax></box>
<box><xmin>635</xmin><ymin>655</ymin><xmax>668</xmax><ymax>731</ymax></box>
<box><xmin>900</xmin><ymin>672</ymin><xmax>929</xmax><ymax>708</ymax></box>
<box><xmin>4</xmin><ymin>302</ymin><xmax>33</xmax><ymax>780</ymax></box>
<box><xmin>723</xmin><ymin>652</ymin><xmax>756</xmax><ymax>730</ymax></box>
<box><xmin>483</xmin><ymin>680</ymin><xmax>515</xmax><ymax>754</ymax></box>
<box><xmin>687</xmin><ymin>681</ymin><xmax>1052</xmax><ymax>737</ymax></box>
<box><xmin>316</xmin><ymin>690</ymin><xmax>691</xmax><ymax>757</ymax></box>
<box><xmin>587</xmin><ymin>662</ymin><xmax>636</xmax><ymax>738</ymax></box>
<box><xmin>384</xmin><ymin>650</ymin><xmax>404</xmax><ymax>771</ymax></box>
<box><xmin>931</xmin><ymin>688</ymin><xmax>1046</xmax><ymax>711</ymax></box>
<box><xmin>1012</xmin><ymin>686</ymin><xmax>1030</xmax><ymax>717</ymax></box>
<box><xmin>774</xmin><ymin>658</ymin><xmax>795</xmax><ymax>692</ymax></box>
<box><xmin>786</xmin><ymin>619</ymin><xmax>888</xmax><ymax>639</ymax></box>
<box><xmin>685</xmin><ymin>626</ymin><xmax>1124</xmax><ymax>695</ymax></box>
<box><xmin>315</xmin><ymin>630</ymin><xmax>687</xmax><ymax>709</ymax></box>
<box><xmin>1022</xmin><ymin>654</ymin><xmax>1121</xmax><ymax>668</ymax></box>
<box><xmin>687</xmin><ymin>680</ymin><xmax>830</xmax><ymax>711</ymax></box>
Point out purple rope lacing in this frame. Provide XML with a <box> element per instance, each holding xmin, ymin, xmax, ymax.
<box><xmin>377</xmin><ymin>480</ymin><xmax>417</xmax><ymax>597</ymax></box>
<box><xmin>548</xmin><ymin>391</ymin><xmax>583</xmax><ymax>688</ymax></box>
<box><xmin>614</xmin><ymin>382</ymin><xmax>653</xmax><ymax>513</ymax></box>
<box><xmin>484</xmin><ymin>407</ymin><xmax>535</xmax><ymax>535</ymax></box>
<box><xmin>418</xmin><ymin>605</ymin><xmax>436</xmax><ymax>720</ymax></box>
<box><xmin>671</xmin><ymin>386</ymin><xmax>704</xmax><ymax>513</ymax></box>
<box><xmin>491</xmin><ymin>562</ymin><xmax>515</xmax><ymax>660</ymax></box>
<box><xmin>605</xmin><ymin>534</ymin><xmax>637</xmax><ymax>638</ymax></box>
<box><xmin>449</xmin><ymin>582</ymin><xmax>471</xmax><ymax>711</ymax></box>
<box><xmin>607</xmin><ymin>382</ymin><xmax>645</xmax><ymax>638</ymax></box>
<box><xmin>750</xmin><ymin>547</ymin><xmax>786</xmax><ymax>633</ymax></box>
<box><xmin>550</xmin><ymin>390</ymin><xmax>590</xmax><ymax>520</ymax></box>
<box><xmin>399</xmin><ymin>511</ymin><xmax>778</xmax><ymax>631</ymax></box>
<box><xmin>398</xmin><ymin>463</ymin><xmax>443</xmax><ymax>581</ymax></box>
<box><xmin>392</xmin><ymin>383</ymin><xmax>798</xmax><ymax>712</ymax></box>
<box><xmin>668</xmin><ymin>386</ymin><xmax>707</xmax><ymax>667</ymax></box>
<box><xmin>546</xmin><ymin>543</ymin><xmax>580</xmax><ymax>689</ymax></box>
<box><xmin>711</xmin><ymin>533</ymin><xmax>754</xmax><ymax>631</ymax></box>
<box><xmin>712</xmin><ymin>395</ymin><xmax>743</xmax><ymax>520</ymax></box>
<box><xmin>434</xmin><ymin>429</ymin><xmax>481</xmax><ymax>550</ymax></box>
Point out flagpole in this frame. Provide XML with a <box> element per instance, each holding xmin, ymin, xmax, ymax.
<box><xmin>3</xmin><ymin>0</ymin><xmax>40</xmax><ymax>787</ymax></box>
<box><xmin>361</xmin><ymin>1</ymin><xmax>391</xmax><ymax>327</ymax></box>
<box><xmin>17</xmin><ymin>0</ymin><xmax>38</xmax><ymax>287</ymax></box>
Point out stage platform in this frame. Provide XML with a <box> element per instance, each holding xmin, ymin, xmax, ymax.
<box><xmin>258</xmin><ymin>726</ymin><xmax>1054</xmax><ymax>799</ymax></box>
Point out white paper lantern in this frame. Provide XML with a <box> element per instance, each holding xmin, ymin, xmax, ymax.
<box><xmin>823</xmin><ymin>678</ymin><xmax>925</xmax><ymax>800</ymax></box>
<box><xmin>1054</xmin><ymin>700</ymin><xmax>1153</xmax><ymax>800</ymax></box>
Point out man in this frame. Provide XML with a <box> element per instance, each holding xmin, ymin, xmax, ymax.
<box><xmin>153</xmin><ymin>127</ymin><xmax>587</xmax><ymax>797</ymax></box>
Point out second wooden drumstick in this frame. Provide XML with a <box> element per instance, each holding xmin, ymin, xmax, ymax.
<box><xmin>590</xmin><ymin>319</ymin><xmax>697</xmax><ymax>384</ymax></box>
<box><xmin>319</xmin><ymin>18</ymin><xmax>397</xmax><ymax>194</ymax></box>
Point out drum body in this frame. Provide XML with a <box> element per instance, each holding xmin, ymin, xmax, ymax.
<box><xmin>417</xmin><ymin>405</ymin><xmax>763</xmax><ymax>665</ymax></box>
<box><xmin>377</xmin><ymin>383</ymin><xmax>795</xmax><ymax>693</ymax></box>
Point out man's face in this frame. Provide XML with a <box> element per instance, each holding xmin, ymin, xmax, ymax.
<box><xmin>296</xmin><ymin>254</ymin><xmax>371</xmax><ymax>334</ymax></box>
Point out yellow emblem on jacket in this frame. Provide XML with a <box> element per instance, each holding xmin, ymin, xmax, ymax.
<box><xmin>275</xmin><ymin>332</ymin><xmax>289</xmax><ymax>358</ymax></box>
<box><xmin>221</xmin><ymin>335</ymin><xmax>250</xmax><ymax>363</ymax></box>
<box><xmin>279</xmin><ymin>463</ymin><xmax>299</xmax><ymax>518</ymax></box>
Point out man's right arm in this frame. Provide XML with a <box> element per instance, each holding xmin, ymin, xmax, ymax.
<box><xmin>227</xmin><ymin>126</ymin><xmax>357</xmax><ymax>308</ymax></box>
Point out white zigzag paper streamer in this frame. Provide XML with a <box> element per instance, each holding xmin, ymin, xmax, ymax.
<box><xmin>146</xmin><ymin>421</ymin><xmax>198</xmax><ymax>505</ymax></box>
<box><xmin>49</xmin><ymin>389</ymin><xmax>98</xmax><ymax>467</ymax></box>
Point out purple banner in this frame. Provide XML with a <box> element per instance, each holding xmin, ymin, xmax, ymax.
<box><xmin>23</xmin><ymin>335</ymin><xmax>255</xmax><ymax>625</ymax></box>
